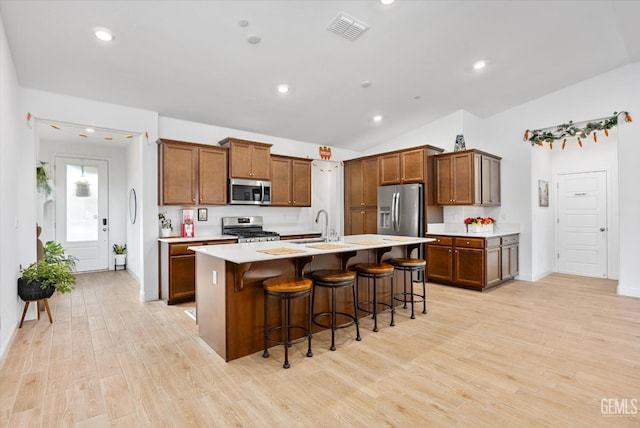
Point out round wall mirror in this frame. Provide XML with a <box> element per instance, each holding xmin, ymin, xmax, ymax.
<box><xmin>129</xmin><ymin>188</ymin><xmax>137</xmax><ymax>224</ymax></box>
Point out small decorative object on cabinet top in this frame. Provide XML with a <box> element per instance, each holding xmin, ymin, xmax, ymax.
<box><xmin>159</xmin><ymin>212</ymin><xmax>173</xmax><ymax>237</ymax></box>
<box><xmin>454</xmin><ymin>134</ymin><xmax>466</xmax><ymax>152</ymax></box>
<box><xmin>319</xmin><ymin>146</ymin><xmax>332</xmax><ymax>160</ymax></box>
<box><xmin>464</xmin><ymin>216</ymin><xmax>495</xmax><ymax>233</ymax></box>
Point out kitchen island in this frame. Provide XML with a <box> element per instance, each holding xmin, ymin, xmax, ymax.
<box><xmin>189</xmin><ymin>234</ymin><xmax>433</xmax><ymax>362</ymax></box>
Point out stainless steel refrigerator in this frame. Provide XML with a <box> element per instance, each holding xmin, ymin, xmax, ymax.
<box><xmin>377</xmin><ymin>183</ymin><xmax>424</xmax><ymax>237</ymax></box>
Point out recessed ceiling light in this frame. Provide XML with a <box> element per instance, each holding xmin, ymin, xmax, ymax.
<box><xmin>239</xmin><ymin>19</ymin><xmax>249</xmax><ymax>27</ymax></box>
<box><xmin>247</xmin><ymin>34</ymin><xmax>261</xmax><ymax>44</ymax></box>
<box><xmin>380</xmin><ymin>0</ymin><xmax>395</xmax><ymax>5</ymax></box>
<box><xmin>93</xmin><ymin>27</ymin><xmax>114</xmax><ymax>42</ymax></box>
<box><xmin>373</xmin><ymin>115</ymin><xmax>383</xmax><ymax>122</ymax></box>
<box><xmin>85</xmin><ymin>127</ymin><xmax>95</xmax><ymax>133</ymax></box>
<box><xmin>277</xmin><ymin>84</ymin><xmax>290</xmax><ymax>94</ymax></box>
<box><xmin>473</xmin><ymin>60</ymin><xmax>487</xmax><ymax>70</ymax></box>
<box><xmin>361</xmin><ymin>81</ymin><xmax>372</xmax><ymax>88</ymax></box>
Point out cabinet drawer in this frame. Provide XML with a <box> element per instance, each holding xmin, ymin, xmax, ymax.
<box><xmin>486</xmin><ymin>237</ymin><xmax>501</xmax><ymax>249</ymax></box>
<box><xmin>454</xmin><ymin>237</ymin><xmax>485</xmax><ymax>249</ymax></box>
<box><xmin>427</xmin><ymin>236</ymin><xmax>453</xmax><ymax>246</ymax></box>
<box><xmin>170</xmin><ymin>243</ymin><xmax>202</xmax><ymax>256</ymax></box>
<box><xmin>502</xmin><ymin>235</ymin><xmax>519</xmax><ymax>245</ymax></box>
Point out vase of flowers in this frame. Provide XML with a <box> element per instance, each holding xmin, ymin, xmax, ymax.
<box><xmin>464</xmin><ymin>217</ymin><xmax>496</xmax><ymax>233</ymax></box>
<box><xmin>158</xmin><ymin>212</ymin><xmax>173</xmax><ymax>237</ymax></box>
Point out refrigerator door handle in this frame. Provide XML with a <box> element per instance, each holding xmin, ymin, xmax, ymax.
<box><xmin>390</xmin><ymin>192</ymin><xmax>396</xmax><ymax>231</ymax></box>
<box><xmin>395</xmin><ymin>192</ymin><xmax>400</xmax><ymax>232</ymax></box>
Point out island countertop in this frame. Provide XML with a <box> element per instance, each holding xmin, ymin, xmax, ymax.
<box><xmin>189</xmin><ymin>234</ymin><xmax>434</xmax><ymax>264</ymax></box>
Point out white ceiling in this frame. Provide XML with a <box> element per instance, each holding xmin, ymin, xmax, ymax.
<box><xmin>2</xmin><ymin>0</ymin><xmax>639</xmax><ymax>151</ymax></box>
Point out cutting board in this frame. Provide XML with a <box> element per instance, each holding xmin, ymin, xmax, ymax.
<box><xmin>347</xmin><ymin>240</ymin><xmax>384</xmax><ymax>246</ymax></box>
<box><xmin>305</xmin><ymin>243</ymin><xmax>350</xmax><ymax>250</ymax></box>
<box><xmin>257</xmin><ymin>247</ymin><xmax>307</xmax><ymax>255</ymax></box>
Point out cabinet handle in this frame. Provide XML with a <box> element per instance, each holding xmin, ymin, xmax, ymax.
<box><xmin>448</xmin><ymin>249</ymin><xmax>451</xmax><ymax>253</ymax></box>
<box><xmin>466</xmin><ymin>241</ymin><xmax>470</xmax><ymax>245</ymax></box>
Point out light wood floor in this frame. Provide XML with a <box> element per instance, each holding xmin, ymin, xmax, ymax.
<box><xmin>1</xmin><ymin>271</ymin><xmax>639</xmax><ymax>427</ymax></box>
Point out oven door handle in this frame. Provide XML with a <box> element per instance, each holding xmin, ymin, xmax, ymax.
<box><xmin>260</xmin><ymin>182</ymin><xmax>264</xmax><ymax>203</ymax></box>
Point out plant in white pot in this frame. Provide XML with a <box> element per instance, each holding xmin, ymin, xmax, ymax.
<box><xmin>113</xmin><ymin>244</ymin><xmax>126</xmax><ymax>267</ymax></box>
<box><xmin>159</xmin><ymin>212</ymin><xmax>173</xmax><ymax>237</ymax></box>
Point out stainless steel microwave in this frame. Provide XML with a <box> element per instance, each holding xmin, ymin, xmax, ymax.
<box><xmin>229</xmin><ymin>178</ymin><xmax>272</xmax><ymax>205</ymax></box>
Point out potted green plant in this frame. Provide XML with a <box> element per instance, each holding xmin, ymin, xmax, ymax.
<box><xmin>113</xmin><ymin>243</ymin><xmax>127</xmax><ymax>267</ymax></box>
<box><xmin>36</xmin><ymin>160</ymin><xmax>52</xmax><ymax>196</ymax></box>
<box><xmin>159</xmin><ymin>212</ymin><xmax>173</xmax><ymax>237</ymax></box>
<box><xmin>18</xmin><ymin>240</ymin><xmax>78</xmax><ymax>299</ymax></box>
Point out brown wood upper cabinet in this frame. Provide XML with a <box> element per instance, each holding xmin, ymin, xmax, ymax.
<box><xmin>379</xmin><ymin>148</ymin><xmax>424</xmax><ymax>185</ymax></box>
<box><xmin>344</xmin><ymin>156</ymin><xmax>379</xmax><ymax>235</ymax></box>
<box><xmin>220</xmin><ymin>137</ymin><xmax>271</xmax><ymax>180</ymax></box>
<box><xmin>436</xmin><ymin>149</ymin><xmax>501</xmax><ymax>206</ymax></box>
<box><xmin>158</xmin><ymin>139</ymin><xmax>228</xmax><ymax>206</ymax></box>
<box><xmin>270</xmin><ymin>155</ymin><xmax>312</xmax><ymax>207</ymax></box>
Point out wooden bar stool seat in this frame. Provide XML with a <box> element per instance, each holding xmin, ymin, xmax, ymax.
<box><xmin>263</xmin><ymin>276</ymin><xmax>313</xmax><ymax>369</ymax></box>
<box><xmin>390</xmin><ymin>258</ymin><xmax>427</xmax><ymax>319</ymax></box>
<box><xmin>311</xmin><ymin>269</ymin><xmax>361</xmax><ymax>351</ymax></box>
<box><xmin>354</xmin><ymin>263</ymin><xmax>395</xmax><ymax>332</ymax></box>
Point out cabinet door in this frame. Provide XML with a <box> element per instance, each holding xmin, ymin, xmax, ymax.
<box><xmin>486</xmin><ymin>246</ymin><xmax>502</xmax><ymax>287</ymax></box>
<box><xmin>169</xmin><ymin>254</ymin><xmax>196</xmax><ymax>304</ymax></box>
<box><xmin>426</xmin><ymin>244</ymin><xmax>453</xmax><ymax>282</ymax></box>
<box><xmin>379</xmin><ymin>153</ymin><xmax>400</xmax><ymax>185</ymax></box>
<box><xmin>362</xmin><ymin>157</ymin><xmax>379</xmax><ymax>206</ymax></box>
<box><xmin>436</xmin><ymin>156</ymin><xmax>453</xmax><ymax>205</ymax></box>
<box><xmin>292</xmin><ymin>159</ymin><xmax>311</xmax><ymax>206</ymax></box>
<box><xmin>270</xmin><ymin>156</ymin><xmax>292</xmax><ymax>206</ymax></box>
<box><xmin>401</xmin><ymin>148</ymin><xmax>424</xmax><ymax>183</ymax></box>
<box><xmin>346</xmin><ymin>208</ymin><xmax>377</xmax><ymax>235</ymax></box>
<box><xmin>199</xmin><ymin>147</ymin><xmax>228</xmax><ymax>205</ymax></box>
<box><xmin>482</xmin><ymin>156</ymin><xmax>501</xmax><ymax>206</ymax></box>
<box><xmin>345</xmin><ymin>160</ymin><xmax>363</xmax><ymax>207</ymax></box>
<box><xmin>501</xmin><ymin>245</ymin><xmax>519</xmax><ymax>279</ymax></box>
<box><xmin>228</xmin><ymin>141</ymin><xmax>252</xmax><ymax>178</ymax></box>
<box><xmin>452</xmin><ymin>152</ymin><xmax>473</xmax><ymax>205</ymax></box>
<box><xmin>251</xmin><ymin>145</ymin><xmax>271</xmax><ymax>179</ymax></box>
<box><xmin>453</xmin><ymin>247</ymin><xmax>484</xmax><ymax>288</ymax></box>
<box><xmin>161</xmin><ymin>143</ymin><xmax>198</xmax><ymax>205</ymax></box>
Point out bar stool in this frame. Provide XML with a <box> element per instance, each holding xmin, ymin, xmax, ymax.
<box><xmin>354</xmin><ymin>263</ymin><xmax>395</xmax><ymax>332</ymax></box>
<box><xmin>390</xmin><ymin>258</ymin><xmax>427</xmax><ymax>319</ymax></box>
<box><xmin>263</xmin><ymin>276</ymin><xmax>313</xmax><ymax>369</ymax></box>
<box><xmin>311</xmin><ymin>270</ymin><xmax>361</xmax><ymax>351</ymax></box>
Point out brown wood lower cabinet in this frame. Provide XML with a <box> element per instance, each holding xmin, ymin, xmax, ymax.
<box><xmin>160</xmin><ymin>239</ymin><xmax>236</xmax><ymax>304</ymax></box>
<box><xmin>426</xmin><ymin>233</ymin><xmax>518</xmax><ymax>291</ymax></box>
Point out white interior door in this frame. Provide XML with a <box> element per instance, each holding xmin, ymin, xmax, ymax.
<box><xmin>557</xmin><ymin>171</ymin><xmax>607</xmax><ymax>278</ymax></box>
<box><xmin>55</xmin><ymin>157</ymin><xmax>109</xmax><ymax>272</ymax></box>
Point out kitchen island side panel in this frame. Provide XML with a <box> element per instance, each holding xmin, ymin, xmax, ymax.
<box><xmin>195</xmin><ymin>252</ymin><xmax>227</xmax><ymax>360</ymax></box>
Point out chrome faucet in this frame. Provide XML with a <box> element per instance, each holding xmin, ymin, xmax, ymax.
<box><xmin>315</xmin><ymin>209</ymin><xmax>329</xmax><ymax>242</ymax></box>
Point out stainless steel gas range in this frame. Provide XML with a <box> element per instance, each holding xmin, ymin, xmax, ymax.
<box><xmin>221</xmin><ymin>216</ymin><xmax>280</xmax><ymax>243</ymax></box>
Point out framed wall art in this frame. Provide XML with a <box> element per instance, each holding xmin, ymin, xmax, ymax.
<box><xmin>197</xmin><ymin>208</ymin><xmax>208</xmax><ymax>221</ymax></box>
<box><xmin>538</xmin><ymin>179</ymin><xmax>549</xmax><ymax>207</ymax></box>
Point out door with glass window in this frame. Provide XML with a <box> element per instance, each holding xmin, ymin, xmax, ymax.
<box><xmin>55</xmin><ymin>157</ymin><xmax>109</xmax><ymax>272</ymax></box>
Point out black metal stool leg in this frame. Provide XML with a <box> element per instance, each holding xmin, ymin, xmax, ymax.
<box><xmin>283</xmin><ymin>298</ymin><xmax>290</xmax><ymax>369</ymax></box>
<box><xmin>402</xmin><ymin>270</ymin><xmax>408</xmax><ymax>309</ymax></box>
<box><xmin>422</xmin><ymin>271</ymin><xmax>428</xmax><ymax>314</ymax></box>
<box><xmin>263</xmin><ymin>292</ymin><xmax>269</xmax><ymax>358</ymax></box>
<box><xmin>330</xmin><ymin>287</ymin><xmax>337</xmax><ymax>351</ymax></box>
<box><xmin>373</xmin><ymin>277</ymin><xmax>379</xmax><ymax>332</ymax></box>
<box><xmin>390</xmin><ymin>275</ymin><xmax>395</xmax><ymax>327</ymax></box>
<box><xmin>409</xmin><ymin>270</ymin><xmax>416</xmax><ymax>319</ymax></box>
<box><xmin>307</xmin><ymin>291</ymin><xmax>313</xmax><ymax>357</ymax></box>
<box><xmin>352</xmin><ymin>278</ymin><xmax>361</xmax><ymax>341</ymax></box>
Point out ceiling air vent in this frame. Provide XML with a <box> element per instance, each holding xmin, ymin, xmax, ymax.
<box><xmin>326</xmin><ymin>12</ymin><xmax>369</xmax><ymax>41</ymax></box>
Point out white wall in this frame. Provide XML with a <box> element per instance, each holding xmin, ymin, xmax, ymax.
<box><xmin>0</xmin><ymin>16</ymin><xmax>29</xmax><ymax>362</ymax></box>
<box><xmin>17</xmin><ymin>88</ymin><xmax>159</xmax><ymax>302</ymax></box>
<box><xmin>482</xmin><ymin>62</ymin><xmax>640</xmax><ymax>294</ymax></box>
<box><xmin>157</xmin><ymin>117</ymin><xmax>357</xmax><ymax>236</ymax></box>
<box><xmin>38</xmin><ymin>139</ymin><xmax>128</xmax><ymax>270</ymax></box>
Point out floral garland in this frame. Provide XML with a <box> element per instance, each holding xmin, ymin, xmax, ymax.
<box><xmin>524</xmin><ymin>111</ymin><xmax>632</xmax><ymax>150</ymax></box>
